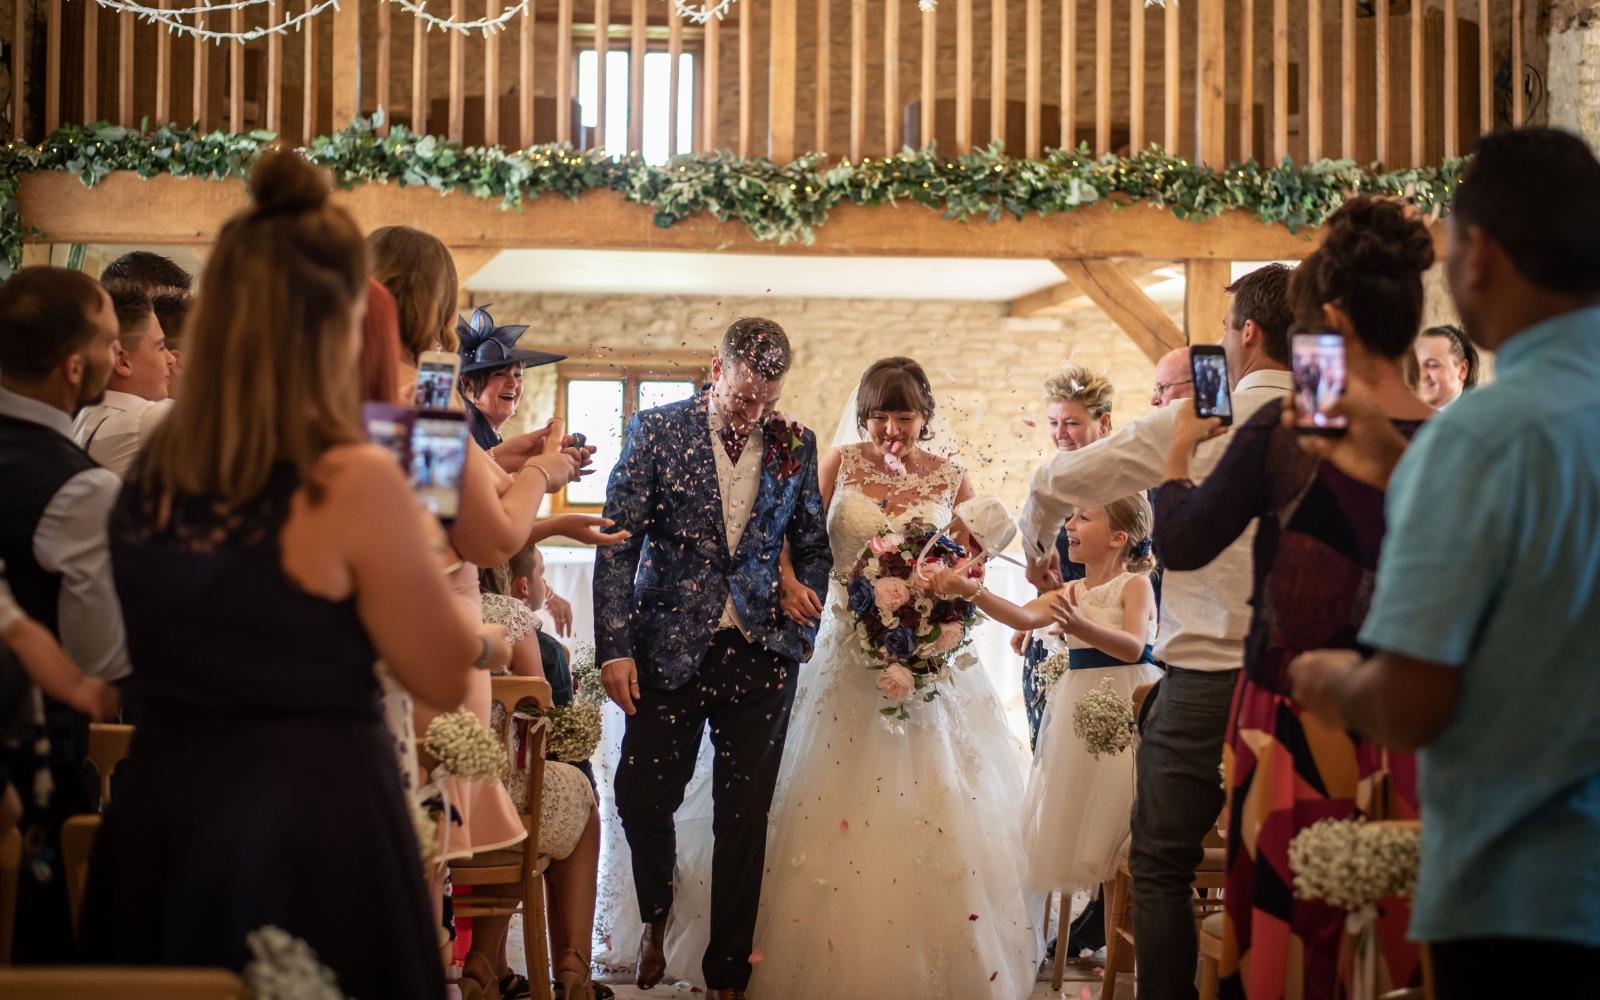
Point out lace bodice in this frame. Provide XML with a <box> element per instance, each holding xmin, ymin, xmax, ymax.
<box><xmin>1055</xmin><ymin>572</ymin><xmax>1159</xmax><ymax>651</ymax></box>
<box><xmin>827</xmin><ymin>444</ymin><xmax>966</xmax><ymax>576</ymax></box>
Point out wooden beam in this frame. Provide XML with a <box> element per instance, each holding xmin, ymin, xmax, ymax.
<box><xmin>19</xmin><ymin>173</ymin><xmax>1400</xmax><ymax>261</ymax></box>
<box><xmin>450</xmin><ymin>247</ymin><xmax>501</xmax><ymax>286</ymax></box>
<box><xmin>1184</xmin><ymin>259</ymin><xmax>1232</xmax><ymax>344</ymax></box>
<box><xmin>1055</xmin><ymin>259</ymin><xmax>1186</xmax><ymax>362</ymax></box>
<box><xmin>1008</xmin><ymin>260</ymin><xmax>1171</xmax><ymax>317</ymax></box>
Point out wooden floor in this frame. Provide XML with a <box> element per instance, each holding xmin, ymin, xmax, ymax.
<box><xmin>599</xmin><ymin>965</ymin><xmax>1136</xmax><ymax>999</ymax></box>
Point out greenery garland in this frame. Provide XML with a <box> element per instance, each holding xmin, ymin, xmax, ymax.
<box><xmin>0</xmin><ymin>113</ymin><xmax>1464</xmax><ymax>276</ymax></box>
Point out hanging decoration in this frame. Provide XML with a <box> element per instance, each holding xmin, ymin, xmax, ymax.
<box><xmin>670</xmin><ymin>0</ymin><xmax>738</xmax><ymax>25</ymax></box>
<box><xmin>385</xmin><ymin>0</ymin><xmax>530</xmax><ymax>35</ymax></box>
<box><xmin>89</xmin><ymin>0</ymin><xmax>338</xmax><ymax>43</ymax></box>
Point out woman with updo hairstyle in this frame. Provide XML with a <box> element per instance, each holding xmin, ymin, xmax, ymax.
<box><xmin>1413</xmin><ymin>323</ymin><xmax>1481</xmax><ymax>409</ymax></box>
<box><xmin>1152</xmin><ymin>196</ymin><xmax>1435</xmax><ymax>999</ymax></box>
<box><xmin>79</xmin><ymin>152</ymin><xmax>484</xmax><ymax>997</ymax></box>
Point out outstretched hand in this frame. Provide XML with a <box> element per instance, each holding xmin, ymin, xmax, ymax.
<box><xmin>927</xmin><ymin>565</ymin><xmax>980</xmax><ymax>600</ymax></box>
<box><xmin>1026</xmin><ymin>551</ymin><xmax>1064</xmax><ymax>592</ymax></box>
<box><xmin>538</xmin><ymin>513</ymin><xmax>632</xmax><ymax>547</ymax></box>
<box><xmin>1050</xmin><ymin>585</ymin><xmax>1085</xmax><ymax>636</ymax></box>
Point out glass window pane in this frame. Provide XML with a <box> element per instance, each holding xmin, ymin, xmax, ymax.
<box><xmin>605</xmin><ymin>50</ymin><xmax>630</xmax><ymax>153</ymax></box>
<box><xmin>676</xmin><ymin>53</ymin><xmax>695</xmax><ymax>155</ymax></box>
<box><xmin>641</xmin><ymin>52</ymin><xmax>672</xmax><ymax>164</ymax></box>
<box><xmin>577</xmin><ymin>50</ymin><xmax>598</xmax><ymax>129</ymax></box>
<box><xmin>638</xmin><ymin>379</ymin><xmax>696</xmax><ymax>412</ymax></box>
<box><xmin>565</xmin><ymin>379</ymin><xmax>626</xmax><ymax>506</ymax></box>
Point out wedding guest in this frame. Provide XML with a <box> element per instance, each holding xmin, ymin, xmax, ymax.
<box><xmin>72</xmin><ymin>286</ymin><xmax>175</xmax><ymax>477</ymax></box>
<box><xmin>99</xmin><ymin>250</ymin><xmax>193</xmax><ymax>295</ymax></box>
<box><xmin>77</xmin><ymin>151</ymin><xmax>488</xmax><ymax>997</ymax></box>
<box><xmin>360</xmin><ymin>278</ymin><xmax>404</xmax><ymax>403</ymax></box>
<box><xmin>1150</xmin><ymin>347</ymin><xmax>1194</xmax><ymax>408</ymax></box>
<box><xmin>1288</xmin><ymin>128</ymin><xmax>1600</xmax><ymax>995</ymax></box>
<box><xmin>1153</xmin><ymin>198</ymin><xmax>1436</xmax><ymax>999</ymax></box>
<box><xmin>1021</xmin><ymin>262</ymin><xmax>1294</xmax><ymax>1000</ymax></box>
<box><xmin>0</xmin><ymin>265</ymin><xmax>129</xmax><ymax>960</ymax></box>
<box><xmin>1412</xmin><ymin>323</ymin><xmax>1480</xmax><ymax>409</ymax></box>
<box><xmin>150</xmin><ymin>290</ymin><xmax>191</xmax><ymax>398</ymax></box>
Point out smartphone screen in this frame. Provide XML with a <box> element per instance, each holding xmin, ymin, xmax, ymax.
<box><xmin>1190</xmin><ymin>346</ymin><xmax>1233</xmax><ymax>426</ymax></box>
<box><xmin>1291</xmin><ymin>332</ymin><xmax>1349</xmax><ymax>434</ymax></box>
<box><xmin>410</xmin><ymin>413</ymin><xmax>470</xmax><ymax>521</ymax></box>
<box><xmin>413</xmin><ymin>354</ymin><xmax>459</xmax><ymax>411</ymax></box>
<box><xmin>362</xmin><ymin>402</ymin><xmax>413</xmax><ymax>467</ymax></box>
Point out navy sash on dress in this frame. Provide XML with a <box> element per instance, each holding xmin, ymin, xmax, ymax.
<box><xmin>1069</xmin><ymin>645</ymin><xmax>1156</xmax><ymax>670</ymax></box>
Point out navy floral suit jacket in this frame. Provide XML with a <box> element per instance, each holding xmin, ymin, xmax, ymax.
<box><xmin>592</xmin><ymin>392</ymin><xmax>833</xmax><ymax>690</ymax></box>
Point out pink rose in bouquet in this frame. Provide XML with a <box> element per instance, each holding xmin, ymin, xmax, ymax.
<box><xmin>875</xmin><ymin>664</ymin><xmax>916</xmax><ymax>703</ymax></box>
<box><xmin>869</xmin><ymin>533</ymin><xmax>903</xmax><ymax>557</ymax></box>
<box><xmin>873</xmin><ymin>577</ymin><xmax>912</xmax><ymax>613</ymax></box>
<box><xmin>931</xmin><ymin>624</ymin><xmax>965</xmax><ymax>654</ymax></box>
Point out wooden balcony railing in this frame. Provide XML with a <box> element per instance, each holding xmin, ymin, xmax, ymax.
<box><xmin>5</xmin><ymin>1</ymin><xmax>1532</xmax><ymax>169</ymax></box>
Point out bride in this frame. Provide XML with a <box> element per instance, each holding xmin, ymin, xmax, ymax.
<box><xmin>748</xmin><ymin>357</ymin><xmax>1043</xmax><ymax>999</ymax></box>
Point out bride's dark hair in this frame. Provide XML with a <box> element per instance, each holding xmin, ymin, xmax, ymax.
<box><xmin>855</xmin><ymin>357</ymin><xmax>937</xmax><ymax>441</ymax></box>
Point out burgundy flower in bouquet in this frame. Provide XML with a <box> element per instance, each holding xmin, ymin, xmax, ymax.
<box><xmin>762</xmin><ymin>413</ymin><xmax>807</xmax><ymax>479</ymax></box>
<box><xmin>843</xmin><ymin>519</ymin><xmax>981</xmax><ymax>725</ymax></box>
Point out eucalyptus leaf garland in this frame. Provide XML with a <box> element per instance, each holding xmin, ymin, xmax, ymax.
<box><xmin>0</xmin><ymin>113</ymin><xmax>1464</xmax><ymax>277</ymax></box>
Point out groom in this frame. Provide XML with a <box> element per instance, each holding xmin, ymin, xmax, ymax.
<box><xmin>594</xmin><ymin>317</ymin><xmax>832</xmax><ymax>999</ymax></box>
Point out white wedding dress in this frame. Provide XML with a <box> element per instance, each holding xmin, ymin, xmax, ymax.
<box><xmin>748</xmin><ymin>445</ymin><xmax>1043</xmax><ymax>999</ymax></box>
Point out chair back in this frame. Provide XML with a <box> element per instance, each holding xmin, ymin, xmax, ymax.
<box><xmin>1132</xmin><ymin>682</ymin><xmax>1156</xmax><ymax>725</ymax></box>
<box><xmin>61</xmin><ymin>816</ymin><xmax>101</xmax><ymax>933</ymax></box>
<box><xmin>0</xmin><ymin>968</ymin><xmax>244</xmax><ymax>998</ymax></box>
<box><xmin>87</xmin><ymin>724</ymin><xmax>134</xmax><ymax>807</ymax></box>
<box><xmin>0</xmin><ymin>828</ymin><xmax>19</xmax><ymax>965</ymax></box>
<box><xmin>487</xmin><ymin>675</ymin><xmax>553</xmax><ymax>855</ymax></box>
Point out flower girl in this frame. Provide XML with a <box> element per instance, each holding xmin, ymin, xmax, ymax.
<box><xmin>932</xmin><ymin>494</ymin><xmax>1161</xmax><ymax>902</ymax></box>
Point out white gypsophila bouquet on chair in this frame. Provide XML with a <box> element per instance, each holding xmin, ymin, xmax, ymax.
<box><xmin>546</xmin><ymin>697</ymin><xmax>603</xmax><ymax>763</ymax></box>
<box><xmin>423</xmin><ymin>709</ymin><xmax>507</xmax><ymax>781</ymax></box>
<box><xmin>1035</xmin><ymin>649</ymin><xmax>1073</xmax><ymax>697</ymax></box>
<box><xmin>1071</xmin><ymin>677</ymin><xmax>1137</xmax><ymax>759</ymax></box>
<box><xmin>1288</xmin><ymin>818</ymin><xmax>1421</xmax><ymax>1000</ymax></box>
<box><xmin>244</xmin><ymin>926</ymin><xmax>344</xmax><ymax>1000</ymax></box>
<box><xmin>570</xmin><ymin>641</ymin><xmax>606</xmax><ymax>706</ymax></box>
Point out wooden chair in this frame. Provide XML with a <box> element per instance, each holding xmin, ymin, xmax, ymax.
<box><xmin>1199</xmin><ymin>910</ymin><xmax>1225</xmax><ymax>1000</ymax></box>
<box><xmin>448</xmin><ymin>676</ymin><xmax>555</xmax><ymax>1000</ymax></box>
<box><xmin>86</xmin><ymin>723</ymin><xmax>134</xmax><ymax>807</ymax></box>
<box><xmin>61</xmin><ymin>815</ymin><xmax>100</xmax><ymax>934</ymax></box>
<box><xmin>0</xmin><ymin>828</ymin><xmax>19</xmax><ymax>965</ymax></box>
<box><xmin>0</xmin><ymin>967</ymin><xmax>244</xmax><ymax>998</ymax></box>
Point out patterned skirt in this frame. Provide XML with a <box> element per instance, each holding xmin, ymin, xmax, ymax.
<box><xmin>1219</xmin><ymin>675</ymin><xmax>1421</xmax><ymax>1000</ymax></box>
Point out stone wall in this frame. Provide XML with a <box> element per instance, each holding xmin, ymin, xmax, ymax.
<box><xmin>1548</xmin><ymin>3</ymin><xmax>1600</xmax><ymax>152</ymax></box>
<box><xmin>474</xmin><ymin>288</ymin><xmax>1172</xmax><ymax>518</ymax></box>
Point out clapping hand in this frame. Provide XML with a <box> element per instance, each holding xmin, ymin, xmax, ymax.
<box><xmin>1279</xmin><ymin>375</ymin><xmax>1409</xmax><ymax>490</ymax></box>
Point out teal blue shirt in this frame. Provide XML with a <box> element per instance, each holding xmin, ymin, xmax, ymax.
<box><xmin>1360</xmin><ymin>306</ymin><xmax>1600</xmax><ymax>947</ymax></box>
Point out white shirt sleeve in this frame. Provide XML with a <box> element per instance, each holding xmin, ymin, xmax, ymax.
<box><xmin>1019</xmin><ymin>405</ymin><xmax>1178</xmax><ymax>560</ymax></box>
<box><xmin>33</xmin><ymin>467</ymin><xmax>131</xmax><ymax>681</ymax></box>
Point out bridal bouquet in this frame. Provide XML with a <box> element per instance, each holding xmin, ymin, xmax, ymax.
<box><xmin>844</xmin><ymin>519</ymin><xmax>980</xmax><ymax>723</ymax></box>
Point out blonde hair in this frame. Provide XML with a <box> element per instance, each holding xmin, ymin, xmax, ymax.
<box><xmin>1103</xmin><ymin>493</ymin><xmax>1156</xmax><ymax>575</ymax></box>
<box><xmin>1043</xmin><ymin>362</ymin><xmax>1115</xmax><ymax>417</ymax></box>
<box><xmin>134</xmin><ymin>150</ymin><xmax>366</xmax><ymax>505</ymax></box>
<box><xmin>368</xmin><ymin>225</ymin><xmax>459</xmax><ymax>362</ymax></box>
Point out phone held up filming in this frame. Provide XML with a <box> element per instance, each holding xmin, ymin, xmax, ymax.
<box><xmin>1189</xmin><ymin>345</ymin><xmax>1234</xmax><ymax>427</ymax></box>
<box><xmin>364</xmin><ymin>350</ymin><xmax>469</xmax><ymax>522</ymax></box>
<box><xmin>1291</xmin><ymin>331</ymin><xmax>1350</xmax><ymax>436</ymax></box>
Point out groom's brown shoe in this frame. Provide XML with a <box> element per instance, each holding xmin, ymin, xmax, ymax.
<box><xmin>635</xmin><ymin>920</ymin><xmax>667</xmax><ymax>989</ymax></box>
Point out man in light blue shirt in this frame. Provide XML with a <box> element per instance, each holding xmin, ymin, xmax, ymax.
<box><xmin>1290</xmin><ymin>128</ymin><xmax>1600</xmax><ymax>995</ymax></box>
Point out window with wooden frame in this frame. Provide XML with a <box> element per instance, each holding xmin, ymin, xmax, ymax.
<box><xmin>554</xmin><ymin>358</ymin><xmax>708</xmax><ymax>512</ymax></box>
<box><xmin>574</xmin><ymin>22</ymin><xmax>700</xmax><ymax>163</ymax></box>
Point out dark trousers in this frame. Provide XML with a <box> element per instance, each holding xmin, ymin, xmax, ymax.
<box><xmin>1129</xmin><ymin>666</ymin><xmax>1239</xmax><ymax>1000</ymax></box>
<box><xmin>614</xmin><ymin>630</ymin><xmax>797</xmax><ymax>990</ymax></box>
<box><xmin>1431</xmin><ymin>938</ymin><xmax>1600</xmax><ymax>998</ymax></box>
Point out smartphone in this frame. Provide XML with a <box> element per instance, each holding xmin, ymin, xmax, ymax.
<box><xmin>413</xmin><ymin>350</ymin><xmax>461</xmax><ymax>411</ymax></box>
<box><xmin>409</xmin><ymin>411</ymin><xmax>470</xmax><ymax>521</ymax></box>
<box><xmin>1291</xmin><ymin>331</ymin><xmax>1349</xmax><ymax>435</ymax></box>
<box><xmin>362</xmin><ymin>403</ymin><xmax>470</xmax><ymax>521</ymax></box>
<box><xmin>1189</xmin><ymin>344</ymin><xmax>1233</xmax><ymax>427</ymax></box>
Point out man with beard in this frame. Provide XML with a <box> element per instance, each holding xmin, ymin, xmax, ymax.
<box><xmin>0</xmin><ymin>266</ymin><xmax>130</xmax><ymax>961</ymax></box>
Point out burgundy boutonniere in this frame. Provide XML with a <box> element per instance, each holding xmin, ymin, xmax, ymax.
<box><xmin>762</xmin><ymin>413</ymin><xmax>807</xmax><ymax>479</ymax></box>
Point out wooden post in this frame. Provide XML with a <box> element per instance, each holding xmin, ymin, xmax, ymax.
<box><xmin>194</xmin><ymin>12</ymin><xmax>211</xmax><ymax>132</ymax></box>
<box><xmin>1443</xmin><ymin>0</ymin><xmax>1458</xmax><ymax>158</ymax></box>
<box><xmin>304</xmin><ymin>0</ymin><xmax>319</xmax><ymax>142</ymax></box>
<box><xmin>818</xmin><ymin>0</ymin><xmax>833</xmax><ymax>153</ymax></box>
<box><xmin>739</xmin><ymin>0</ymin><xmax>753</xmax><ymax>157</ymax></box>
<box><xmin>1342</xmin><ymin>0</ymin><xmax>1355</xmax><ymax>159</ymax></box>
<box><xmin>1511</xmin><ymin>0</ymin><xmax>1524</xmax><ymax>126</ymax></box>
<box><xmin>1238</xmin><ymin>0</ymin><xmax>1252</xmax><ymax>162</ymax></box>
<box><xmin>377</xmin><ymin>1</ymin><xmax>392</xmax><ymax>134</ymax></box>
<box><xmin>1163</xmin><ymin>0</ymin><xmax>1178</xmax><ymax>153</ymax></box>
<box><xmin>1375</xmin><ymin>0</ymin><xmax>1389</xmax><ymax>165</ymax></box>
<box><xmin>45</xmin><ymin>0</ymin><xmax>61</xmax><ymax>133</ymax></box>
<box><xmin>851</xmin><ymin>0</ymin><xmax>866</xmax><ymax>160</ymax></box>
<box><xmin>487</xmin><ymin>0</ymin><xmax>503</xmax><ymax>146</ymax></box>
<box><xmin>519</xmin><ymin>0</ymin><xmax>533</xmax><ymax>146</ymax></box>
<box><xmin>1272</xmin><ymin>0</ymin><xmax>1287</xmax><ymax>163</ymax></box>
<box><xmin>885</xmin><ymin>0</ymin><xmax>900</xmax><ymax>155</ymax></box>
<box><xmin>1128</xmin><ymin>0</ymin><xmax>1144</xmax><ymax>154</ymax></box>
<box><xmin>1061</xmin><ymin>0</ymin><xmax>1074</xmax><ymax>151</ymax></box>
<box><xmin>1185</xmin><ymin>259</ymin><xmax>1231</xmax><ymax>345</ymax></box>
<box><xmin>448</xmin><ymin>0</ymin><xmax>465</xmax><ymax>142</ymax></box>
<box><xmin>267</xmin><ymin>1</ymin><xmax>284</xmax><ymax>133</ymax></box>
<box><xmin>11</xmin><ymin>0</ymin><xmax>25</xmax><ymax>141</ymax></box>
<box><xmin>229</xmin><ymin>9</ymin><xmax>243</xmax><ymax>132</ymax></box>
<box><xmin>156</xmin><ymin>0</ymin><xmax>172</xmax><ymax>124</ymax></box>
<box><xmin>920</xmin><ymin>0</ymin><xmax>935</xmax><ymax>149</ymax></box>
<box><xmin>990</xmin><ymin>0</ymin><xmax>1005</xmax><ymax>148</ymax></box>
<box><xmin>556</xmin><ymin>0</ymin><xmax>574</xmax><ymax>143</ymax></box>
<box><xmin>1025</xmin><ymin>0</ymin><xmax>1040</xmax><ymax>157</ymax></box>
<box><xmin>1478</xmin><ymin>0</ymin><xmax>1491</xmax><ymax>134</ymax></box>
<box><xmin>771</xmin><ymin>0</ymin><xmax>798</xmax><ymax>161</ymax></box>
<box><xmin>1094</xmin><ymin>0</ymin><xmax>1109</xmax><ymax>156</ymax></box>
<box><xmin>956</xmin><ymin>0</ymin><xmax>971</xmax><ymax>152</ymax></box>
<box><xmin>1196</xmin><ymin>0</ymin><xmax>1225</xmax><ymax>168</ymax></box>
<box><xmin>628</xmin><ymin>0</ymin><xmax>646</xmax><ymax>153</ymax></box>
<box><xmin>668</xmin><ymin>5</ymin><xmax>683</xmax><ymax>154</ymax></box>
<box><xmin>1410</xmin><ymin>0</ymin><xmax>1423</xmax><ymax>167</ymax></box>
<box><xmin>1306</xmin><ymin>0</ymin><xmax>1321</xmax><ymax>161</ymax></box>
<box><xmin>595</xmin><ymin>0</ymin><xmax>609</xmax><ymax>150</ymax></box>
<box><xmin>701</xmin><ymin>14</ymin><xmax>719</xmax><ymax>151</ymax></box>
<box><xmin>83</xmin><ymin>1</ymin><xmax>100</xmax><ymax>126</ymax></box>
<box><xmin>123</xmin><ymin>12</ymin><xmax>138</xmax><ymax>128</ymax></box>
<box><xmin>412</xmin><ymin>4</ymin><xmax>429</xmax><ymax>136</ymax></box>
